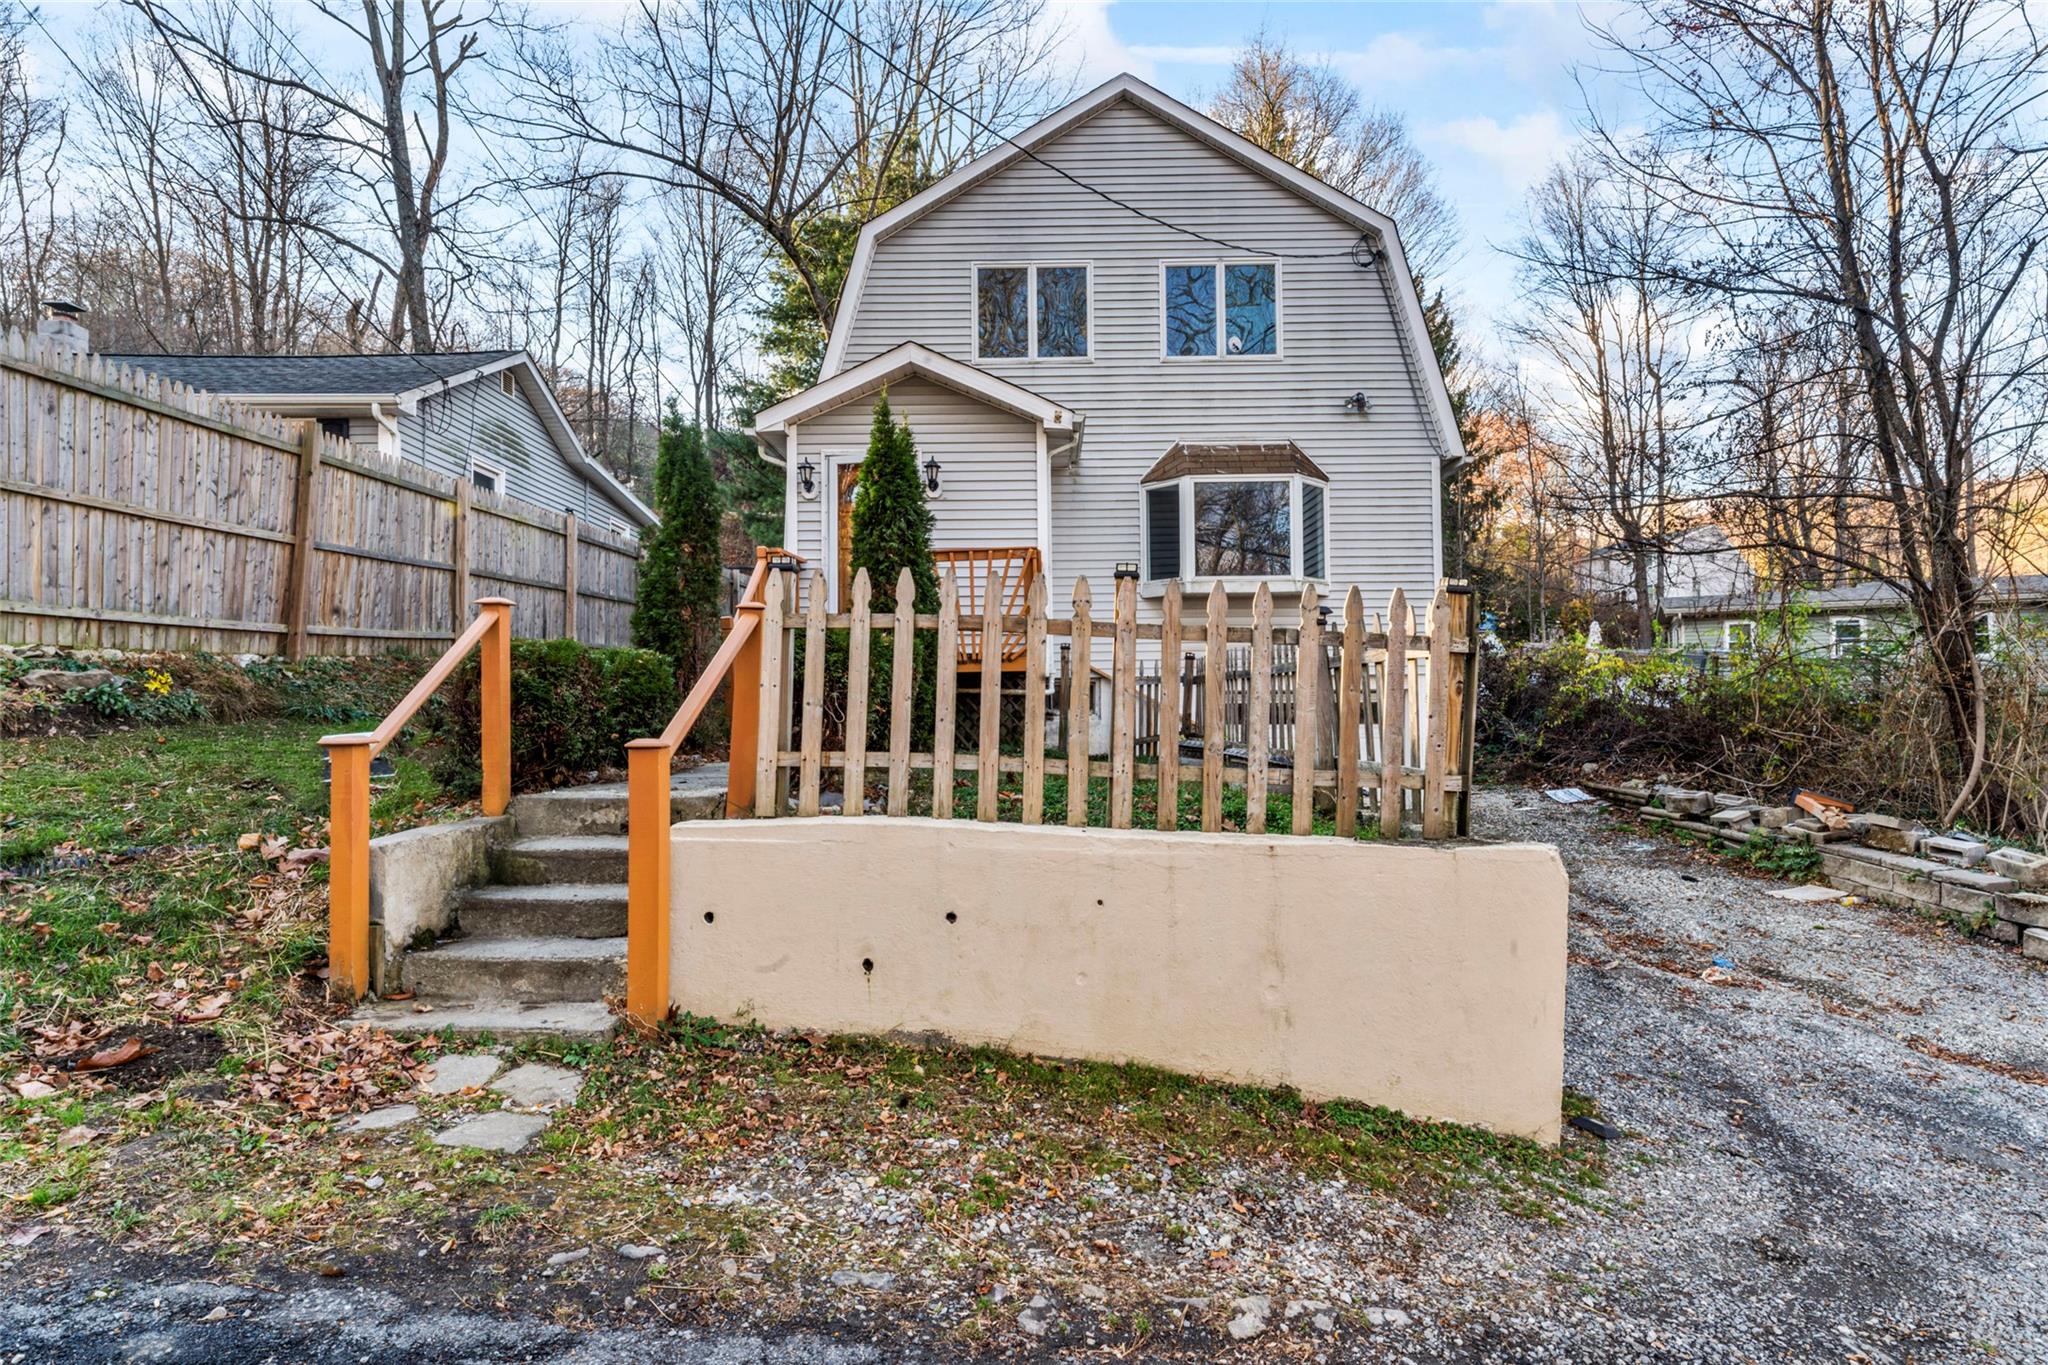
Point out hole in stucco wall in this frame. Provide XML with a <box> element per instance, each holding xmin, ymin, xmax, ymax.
<box><xmin>862</xmin><ymin>957</ymin><xmax>874</xmax><ymax>975</ymax></box>
<box><xmin>703</xmin><ymin>912</ymin><xmax>715</xmax><ymax>924</ymax></box>
<box><xmin>945</xmin><ymin>911</ymin><xmax>957</xmax><ymax>924</ymax></box>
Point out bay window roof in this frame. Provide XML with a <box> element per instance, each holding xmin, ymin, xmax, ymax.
<box><xmin>1140</xmin><ymin>440</ymin><xmax>1329</xmax><ymax>485</ymax></box>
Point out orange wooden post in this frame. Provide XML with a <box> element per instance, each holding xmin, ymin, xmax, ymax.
<box><xmin>320</xmin><ymin>733</ymin><xmax>374</xmax><ymax>1003</ymax></box>
<box><xmin>624</xmin><ymin>738</ymin><xmax>673</xmax><ymax>1024</ymax></box>
<box><xmin>477</xmin><ymin>597</ymin><xmax>513</xmax><ymax>817</ymax></box>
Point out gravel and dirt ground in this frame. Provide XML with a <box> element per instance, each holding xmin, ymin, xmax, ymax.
<box><xmin>4</xmin><ymin>788</ymin><xmax>2045</xmax><ymax>1362</ymax></box>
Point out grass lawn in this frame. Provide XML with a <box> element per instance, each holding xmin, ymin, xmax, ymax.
<box><xmin>2</xmin><ymin>718</ymin><xmax>1603</xmax><ymax>1345</ymax></box>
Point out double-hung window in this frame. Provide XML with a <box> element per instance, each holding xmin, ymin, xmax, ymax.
<box><xmin>1724</xmin><ymin>620</ymin><xmax>1755</xmax><ymax>654</ymax></box>
<box><xmin>975</xmin><ymin>263</ymin><xmax>1089</xmax><ymax>360</ymax></box>
<box><xmin>1163</xmin><ymin>260</ymin><xmax>1279</xmax><ymax>358</ymax></box>
<box><xmin>1830</xmin><ymin>616</ymin><xmax>1865</xmax><ymax>658</ymax></box>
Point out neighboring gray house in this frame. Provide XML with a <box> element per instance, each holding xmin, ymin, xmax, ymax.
<box><xmin>1576</xmin><ymin>525</ymin><xmax>1757</xmax><ymax>606</ymax></box>
<box><xmin>748</xmin><ymin>74</ymin><xmax>1464</xmax><ymax>644</ymax></box>
<box><xmin>1665</xmin><ymin>576</ymin><xmax>2048</xmax><ymax>658</ymax></box>
<box><xmin>106</xmin><ymin>349</ymin><xmax>654</xmax><ymax>536</ymax></box>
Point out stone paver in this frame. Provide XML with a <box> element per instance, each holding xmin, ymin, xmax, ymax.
<box><xmin>489</xmin><ymin>1063</ymin><xmax>583</xmax><ymax>1108</ymax></box>
<box><xmin>340</xmin><ymin>1104</ymin><xmax>419</xmax><ymax>1133</ymax></box>
<box><xmin>430</xmin><ymin>1111</ymin><xmax>549</xmax><ymax>1154</ymax></box>
<box><xmin>419</xmin><ymin>1053</ymin><xmax>503</xmax><ymax>1096</ymax></box>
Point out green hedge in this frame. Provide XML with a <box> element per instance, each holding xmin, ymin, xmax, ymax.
<box><xmin>425</xmin><ymin>638</ymin><xmax>675</xmax><ymax>794</ymax></box>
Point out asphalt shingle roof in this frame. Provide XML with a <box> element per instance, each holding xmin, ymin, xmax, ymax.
<box><xmin>100</xmin><ymin>351</ymin><xmax>521</xmax><ymax>397</ymax></box>
<box><xmin>1663</xmin><ymin>573</ymin><xmax>2048</xmax><ymax>615</ymax></box>
<box><xmin>1140</xmin><ymin>440</ymin><xmax>1330</xmax><ymax>484</ymax></box>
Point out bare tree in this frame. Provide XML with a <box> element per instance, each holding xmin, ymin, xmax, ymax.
<box><xmin>126</xmin><ymin>0</ymin><xmax>493</xmax><ymax>349</ymax></box>
<box><xmin>1589</xmin><ymin>0</ymin><xmax>2048</xmax><ymax>816</ymax></box>
<box><xmin>0</xmin><ymin>3</ymin><xmax>65</xmax><ymax>332</ymax></box>
<box><xmin>1206</xmin><ymin>30</ymin><xmax>1457</xmax><ymax>276</ymax></box>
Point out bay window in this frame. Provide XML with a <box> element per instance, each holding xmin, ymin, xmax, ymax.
<box><xmin>1139</xmin><ymin>442</ymin><xmax>1329</xmax><ymax>584</ymax></box>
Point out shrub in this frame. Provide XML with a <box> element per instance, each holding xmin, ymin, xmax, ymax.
<box><xmin>842</xmin><ymin>390</ymin><xmax>942</xmax><ymax>745</ymax></box>
<box><xmin>631</xmin><ymin>410</ymin><xmax>725</xmax><ymax>690</ymax></box>
<box><xmin>425</xmin><ymin>638</ymin><xmax>675</xmax><ymax>794</ymax></box>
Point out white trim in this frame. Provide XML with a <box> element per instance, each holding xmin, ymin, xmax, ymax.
<box><xmin>1035</xmin><ymin>425</ymin><xmax>1052</xmax><ymax>588</ymax></box>
<box><xmin>468</xmin><ymin>454</ymin><xmax>507</xmax><ymax>495</ymax></box>
<box><xmin>751</xmin><ymin>342</ymin><xmax>1079</xmax><ymax>458</ymax></box>
<box><xmin>818</xmin><ymin>73</ymin><xmax>1466</xmax><ymax>464</ymax></box>
<box><xmin>1157</xmin><ymin>259</ymin><xmax>1283</xmax><ymax>361</ymax></box>
<box><xmin>970</xmin><ymin>260</ymin><xmax>1096</xmax><ymax>362</ymax></box>
<box><xmin>1723</xmin><ymin>620</ymin><xmax>1754</xmax><ymax>653</ymax></box>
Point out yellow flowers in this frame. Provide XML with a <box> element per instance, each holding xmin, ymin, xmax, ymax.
<box><xmin>143</xmin><ymin>668</ymin><xmax>173</xmax><ymax>696</ymax></box>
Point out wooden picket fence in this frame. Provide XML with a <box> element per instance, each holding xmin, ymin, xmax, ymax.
<box><xmin>0</xmin><ymin>331</ymin><xmax>639</xmax><ymax>656</ymax></box>
<box><xmin>748</xmin><ymin>566</ymin><xmax>1479</xmax><ymax>839</ymax></box>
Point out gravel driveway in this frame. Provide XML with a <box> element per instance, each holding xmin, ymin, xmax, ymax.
<box><xmin>4</xmin><ymin>789</ymin><xmax>2044</xmax><ymax>1362</ymax></box>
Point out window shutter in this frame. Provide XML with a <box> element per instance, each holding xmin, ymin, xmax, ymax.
<box><xmin>1301</xmin><ymin>483</ymin><xmax>1325</xmax><ymax>578</ymax></box>
<box><xmin>1146</xmin><ymin>485</ymin><xmax>1180</xmax><ymax>580</ymax></box>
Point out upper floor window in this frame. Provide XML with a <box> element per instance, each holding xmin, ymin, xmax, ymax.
<box><xmin>975</xmin><ymin>263</ymin><xmax>1088</xmax><ymax>360</ymax></box>
<box><xmin>1163</xmin><ymin>260</ymin><xmax>1279</xmax><ymax>358</ymax></box>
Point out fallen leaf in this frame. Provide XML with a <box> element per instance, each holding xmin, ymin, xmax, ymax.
<box><xmin>73</xmin><ymin>1037</ymin><xmax>157</xmax><ymax>1073</ymax></box>
<box><xmin>56</xmin><ymin>1125</ymin><xmax>98</xmax><ymax>1150</ymax></box>
<box><xmin>236</xmin><ymin>832</ymin><xmax>262</xmax><ymax>851</ymax></box>
<box><xmin>179</xmin><ymin>994</ymin><xmax>232</xmax><ymax>1023</ymax></box>
<box><xmin>200</xmin><ymin>1306</ymin><xmax>229</xmax><ymax>1323</ymax></box>
<box><xmin>259</xmin><ymin>836</ymin><xmax>289</xmax><ymax>862</ymax></box>
<box><xmin>15</xmin><ymin>1080</ymin><xmax>58</xmax><ymax>1100</ymax></box>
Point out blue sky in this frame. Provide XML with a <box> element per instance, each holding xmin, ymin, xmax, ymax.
<box><xmin>1053</xmin><ymin>0</ymin><xmax>1628</xmax><ymax>354</ymax></box>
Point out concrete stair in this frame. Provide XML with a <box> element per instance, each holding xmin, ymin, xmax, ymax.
<box><xmin>353</xmin><ymin>763</ymin><xmax>726</xmax><ymax>1041</ymax></box>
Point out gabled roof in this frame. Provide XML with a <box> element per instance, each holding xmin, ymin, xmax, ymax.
<box><xmin>103</xmin><ymin>350</ymin><xmax>520</xmax><ymax>397</ymax></box>
<box><xmin>819</xmin><ymin>73</ymin><xmax>1467</xmax><ymax>465</ymax></box>
<box><xmin>111</xmin><ymin>349</ymin><xmax>655</xmax><ymax>528</ymax></box>
<box><xmin>1141</xmin><ymin>441</ymin><xmax>1329</xmax><ymax>484</ymax></box>
<box><xmin>748</xmin><ymin>342</ymin><xmax>1079</xmax><ymax>463</ymax></box>
<box><xmin>1663</xmin><ymin>574</ymin><xmax>2048</xmax><ymax>617</ymax></box>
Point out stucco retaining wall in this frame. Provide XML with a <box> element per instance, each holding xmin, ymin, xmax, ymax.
<box><xmin>368</xmin><ymin>815</ymin><xmax>507</xmax><ymax>993</ymax></box>
<box><xmin>669</xmin><ymin>819</ymin><xmax>1568</xmax><ymax>1142</ymax></box>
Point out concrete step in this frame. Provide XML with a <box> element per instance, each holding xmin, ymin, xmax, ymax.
<box><xmin>510</xmin><ymin>764</ymin><xmax>730</xmax><ymax>838</ymax></box>
<box><xmin>460</xmin><ymin>883</ymin><xmax>628</xmax><ymax>939</ymax></box>
<box><xmin>491</xmin><ymin>835</ymin><xmax>628</xmax><ymax>886</ymax></box>
<box><xmin>402</xmin><ymin>935</ymin><xmax>625</xmax><ymax>1003</ymax></box>
<box><xmin>348</xmin><ymin>999</ymin><xmax>615</xmax><ymax>1042</ymax></box>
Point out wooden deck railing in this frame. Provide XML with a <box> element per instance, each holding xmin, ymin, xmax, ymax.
<box><xmin>621</xmin><ymin>547</ymin><xmax>795</xmax><ymax>1024</ymax></box>
<box><xmin>932</xmin><ymin>546</ymin><xmax>1041</xmax><ymax>671</ymax></box>
<box><xmin>319</xmin><ymin>597</ymin><xmax>513</xmax><ymax>1001</ymax></box>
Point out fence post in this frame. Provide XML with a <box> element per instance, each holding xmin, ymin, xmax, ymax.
<box><xmin>477</xmin><ymin>597</ymin><xmax>513</xmax><ymax>817</ymax></box>
<box><xmin>283</xmin><ymin>421</ymin><xmax>323</xmax><ymax>660</ymax></box>
<box><xmin>1446</xmin><ymin>582</ymin><xmax>1478</xmax><ymax>837</ymax></box>
<box><xmin>319</xmin><ymin>733</ymin><xmax>373</xmax><ymax>1003</ymax></box>
<box><xmin>1380</xmin><ymin>588</ymin><xmax>1410</xmax><ymax>838</ymax></box>
<box><xmin>724</xmin><ymin>581</ymin><xmax>766</xmax><ymax>820</ymax></box>
<box><xmin>753</xmin><ymin>569</ymin><xmax>787</xmax><ymax>817</ymax></box>
<box><xmin>1423</xmin><ymin>582</ymin><xmax>1453</xmax><ymax>839</ymax></box>
<box><xmin>624</xmin><ymin>737</ymin><xmax>672</xmax><ymax>1025</ymax></box>
<box><xmin>562</xmin><ymin>513</ymin><xmax>579</xmax><ymax>642</ymax></box>
<box><xmin>450</xmin><ymin>479</ymin><xmax>472</xmax><ymax>636</ymax></box>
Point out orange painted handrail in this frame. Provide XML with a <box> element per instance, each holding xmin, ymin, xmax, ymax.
<box><xmin>320</xmin><ymin>597</ymin><xmax>513</xmax><ymax>1002</ymax></box>
<box><xmin>623</xmin><ymin>548</ymin><xmax>797</xmax><ymax>1024</ymax></box>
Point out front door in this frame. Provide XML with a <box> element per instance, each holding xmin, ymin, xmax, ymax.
<box><xmin>836</xmin><ymin>461</ymin><xmax>862</xmax><ymax>610</ymax></box>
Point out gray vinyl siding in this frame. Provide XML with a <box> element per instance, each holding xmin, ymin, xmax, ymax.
<box><xmin>787</xmin><ymin>376</ymin><xmax>1038</xmax><ymax>596</ymax></box>
<box><xmin>836</xmin><ymin>98</ymin><xmax>1442</xmax><ymax>615</ymax></box>
<box><xmin>400</xmin><ymin>373</ymin><xmax>636</xmax><ymax>534</ymax></box>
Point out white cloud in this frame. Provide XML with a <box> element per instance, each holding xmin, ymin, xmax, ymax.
<box><xmin>1045</xmin><ymin>0</ymin><xmax>1154</xmax><ymax>87</ymax></box>
<box><xmin>1127</xmin><ymin>43</ymin><xmax>1239</xmax><ymax>66</ymax></box>
<box><xmin>1428</xmin><ymin>110</ymin><xmax>1574</xmax><ymax>192</ymax></box>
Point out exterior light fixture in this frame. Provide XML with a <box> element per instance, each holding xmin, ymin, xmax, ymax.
<box><xmin>1114</xmin><ymin>562</ymin><xmax>1139</xmax><ymax>580</ymax></box>
<box><xmin>795</xmin><ymin>455</ymin><xmax>818</xmax><ymax>499</ymax></box>
<box><xmin>768</xmin><ymin>553</ymin><xmax>801</xmax><ymax>576</ymax></box>
<box><xmin>1343</xmin><ymin>391</ymin><xmax>1371</xmax><ymax>414</ymax></box>
<box><xmin>923</xmin><ymin>455</ymin><xmax>942</xmax><ymax>495</ymax></box>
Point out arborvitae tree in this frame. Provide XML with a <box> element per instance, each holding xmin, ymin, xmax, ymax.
<box><xmin>631</xmin><ymin>408</ymin><xmax>725</xmax><ymax>690</ymax></box>
<box><xmin>849</xmin><ymin>391</ymin><xmax>941</xmax><ymax>614</ymax></box>
<box><xmin>838</xmin><ymin>390</ymin><xmax>941</xmax><ymax>750</ymax></box>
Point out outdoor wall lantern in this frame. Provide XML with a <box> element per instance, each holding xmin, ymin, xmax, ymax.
<box><xmin>1114</xmin><ymin>562</ymin><xmax>1140</xmax><ymax>581</ymax></box>
<box><xmin>923</xmin><ymin>455</ymin><xmax>943</xmax><ymax>495</ymax></box>
<box><xmin>1343</xmin><ymin>390</ymin><xmax>1371</xmax><ymax>415</ymax></box>
<box><xmin>795</xmin><ymin>455</ymin><xmax>818</xmax><ymax>499</ymax></box>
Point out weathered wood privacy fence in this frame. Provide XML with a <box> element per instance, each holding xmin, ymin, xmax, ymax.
<box><xmin>0</xmin><ymin>332</ymin><xmax>639</xmax><ymax>656</ymax></box>
<box><xmin>754</xmin><ymin>566</ymin><xmax>1478</xmax><ymax>838</ymax></box>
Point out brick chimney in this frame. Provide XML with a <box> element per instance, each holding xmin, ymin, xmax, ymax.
<box><xmin>36</xmin><ymin>300</ymin><xmax>87</xmax><ymax>354</ymax></box>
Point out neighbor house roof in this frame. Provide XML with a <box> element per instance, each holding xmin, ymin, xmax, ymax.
<box><xmin>747</xmin><ymin>342</ymin><xmax>1080</xmax><ymax>463</ymax></box>
<box><xmin>1140</xmin><ymin>441</ymin><xmax>1330</xmax><ymax>484</ymax></box>
<box><xmin>1664</xmin><ymin>574</ymin><xmax>2048</xmax><ymax>617</ymax></box>
<box><xmin>109</xmin><ymin>349</ymin><xmax>655</xmax><ymax>528</ymax></box>
<box><xmin>101</xmin><ymin>351</ymin><xmax>521</xmax><ymax>397</ymax></box>
<box><xmin>818</xmin><ymin>73</ymin><xmax>1468</xmax><ymax>465</ymax></box>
